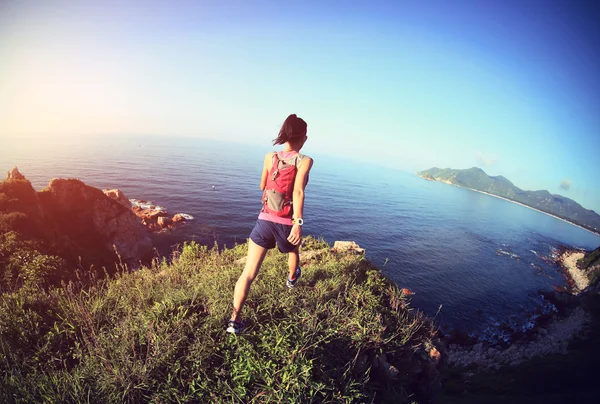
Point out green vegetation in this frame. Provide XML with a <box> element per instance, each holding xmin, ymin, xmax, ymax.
<box><xmin>0</xmin><ymin>236</ymin><xmax>437</xmax><ymax>403</ymax></box>
<box><xmin>0</xmin><ymin>177</ymin><xmax>74</xmax><ymax>291</ymax></box>
<box><xmin>578</xmin><ymin>247</ymin><xmax>600</xmax><ymax>285</ymax></box>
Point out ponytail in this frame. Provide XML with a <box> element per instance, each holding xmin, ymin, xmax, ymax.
<box><xmin>272</xmin><ymin>114</ymin><xmax>307</xmax><ymax>145</ymax></box>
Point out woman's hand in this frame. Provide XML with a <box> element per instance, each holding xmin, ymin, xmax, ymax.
<box><xmin>287</xmin><ymin>224</ymin><xmax>302</xmax><ymax>245</ymax></box>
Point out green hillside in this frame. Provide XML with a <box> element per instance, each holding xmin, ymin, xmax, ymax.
<box><xmin>417</xmin><ymin>167</ymin><xmax>600</xmax><ymax>234</ymax></box>
<box><xmin>0</xmin><ymin>236</ymin><xmax>441</xmax><ymax>403</ymax></box>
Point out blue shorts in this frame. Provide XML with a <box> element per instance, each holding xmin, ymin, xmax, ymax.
<box><xmin>249</xmin><ymin>219</ymin><xmax>297</xmax><ymax>253</ymax></box>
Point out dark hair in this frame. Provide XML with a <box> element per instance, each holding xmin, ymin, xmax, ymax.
<box><xmin>272</xmin><ymin>114</ymin><xmax>307</xmax><ymax>145</ymax></box>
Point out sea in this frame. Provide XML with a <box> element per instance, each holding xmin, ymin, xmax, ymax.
<box><xmin>2</xmin><ymin>134</ymin><xmax>599</xmax><ymax>342</ymax></box>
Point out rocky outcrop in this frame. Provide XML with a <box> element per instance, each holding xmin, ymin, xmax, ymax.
<box><xmin>1</xmin><ymin>167</ymin><xmax>153</xmax><ymax>268</ymax></box>
<box><xmin>332</xmin><ymin>240</ymin><xmax>366</xmax><ymax>254</ymax></box>
<box><xmin>103</xmin><ymin>189</ymin><xmax>132</xmax><ymax>209</ymax></box>
<box><xmin>40</xmin><ymin>179</ymin><xmax>153</xmax><ymax>264</ymax></box>
<box><xmin>445</xmin><ymin>307</ymin><xmax>590</xmax><ymax>370</ymax></box>
<box><xmin>157</xmin><ymin>216</ymin><xmax>172</xmax><ymax>228</ymax></box>
<box><xmin>128</xmin><ymin>199</ymin><xmax>190</xmax><ymax>232</ymax></box>
<box><xmin>0</xmin><ymin>167</ymin><xmax>50</xmax><ymax>239</ymax></box>
<box><xmin>172</xmin><ymin>213</ymin><xmax>188</xmax><ymax>223</ymax></box>
<box><xmin>443</xmin><ymin>249</ymin><xmax>596</xmax><ymax>372</ymax></box>
<box><xmin>7</xmin><ymin>167</ymin><xmax>25</xmax><ymax>180</ymax></box>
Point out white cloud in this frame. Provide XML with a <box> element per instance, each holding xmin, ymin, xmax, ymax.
<box><xmin>475</xmin><ymin>151</ymin><xmax>497</xmax><ymax>168</ymax></box>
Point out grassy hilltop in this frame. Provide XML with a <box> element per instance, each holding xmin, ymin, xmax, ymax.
<box><xmin>0</xmin><ymin>236</ymin><xmax>440</xmax><ymax>403</ymax></box>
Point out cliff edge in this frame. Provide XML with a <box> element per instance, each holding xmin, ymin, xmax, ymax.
<box><xmin>0</xmin><ymin>167</ymin><xmax>152</xmax><ymax>274</ymax></box>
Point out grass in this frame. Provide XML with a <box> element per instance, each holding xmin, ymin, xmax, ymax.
<box><xmin>0</xmin><ymin>237</ymin><xmax>436</xmax><ymax>403</ymax></box>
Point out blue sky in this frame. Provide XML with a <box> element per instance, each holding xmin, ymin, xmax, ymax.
<box><xmin>1</xmin><ymin>0</ymin><xmax>599</xmax><ymax>211</ymax></box>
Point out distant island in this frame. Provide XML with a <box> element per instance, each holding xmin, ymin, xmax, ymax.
<box><xmin>417</xmin><ymin>167</ymin><xmax>600</xmax><ymax>235</ymax></box>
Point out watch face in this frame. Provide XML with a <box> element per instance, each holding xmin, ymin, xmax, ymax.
<box><xmin>297</xmin><ymin>218</ymin><xmax>304</xmax><ymax>226</ymax></box>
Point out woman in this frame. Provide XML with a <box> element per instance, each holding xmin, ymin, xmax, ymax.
<box><xmin>227</xmin><ymin>114</ymin><xmax>314</xmax><ymax>334</ymax></box>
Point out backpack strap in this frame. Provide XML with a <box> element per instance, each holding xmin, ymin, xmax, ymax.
<box><xmin>271</xmin><ymin>152</ymin><xmax>280</xmax><ymax>180</ymax></box>
<box><xmin>276</xmin><ymin>151</ymin><xmax>301</xmax><ymax>167</ymax></box>
<box><xmin>271</xmin><ymin>151</ymin><xmax>302</xmax><ymax>180</ymax></box>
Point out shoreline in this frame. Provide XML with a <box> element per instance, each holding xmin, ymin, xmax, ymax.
<box><xmin>422</xmin><ymin>176</ymin><xmax>600</xmax><ymax>237</ymax></box>
<box><xmin>558</xmin><ymin>250</ymin><xmax>589</xmax><ymax>293</ymax></box>
<box><xmin>443</xmin><ymin>247</ymin><xmax>593</xmax><ymax>371</ymax></box>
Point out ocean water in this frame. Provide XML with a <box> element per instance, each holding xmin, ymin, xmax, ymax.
<box><xmin>2</xmin><ymin>134</ymin><xmax>599</xmax><ymax>339</ymax></box>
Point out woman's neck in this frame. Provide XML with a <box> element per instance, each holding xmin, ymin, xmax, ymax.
<box><xmin>283</xmin><ymin>142</ymin><xmax>301</xmax><ymax>153</ymax></box>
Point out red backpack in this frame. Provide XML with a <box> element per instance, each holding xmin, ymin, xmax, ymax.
<box><xmin>261</xmin><ymin>152</ymin><xmax>299</xmax><ymax>218</ymax></box>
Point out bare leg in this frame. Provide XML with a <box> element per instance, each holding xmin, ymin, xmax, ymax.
<box><xmin>231</xmin><ymin>239</ymin><xmax>268</xmax><ymax>322</ymax></box>
<box><xmin>288</xmin><ymin>247</ymin><xmax>299</xmax><ymax>280</ymax></box>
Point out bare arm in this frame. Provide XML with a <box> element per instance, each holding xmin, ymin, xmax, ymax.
<box><xmin>287</xmin><ymin>157</ymin><xmax>314</xmax><ymax>245</ymax></box>
<box><xmin>259</xmin><ymin>153</ymin><xmax>271</xmax><ymax>190</ymax></box>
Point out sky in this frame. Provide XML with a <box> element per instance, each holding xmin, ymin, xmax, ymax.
<box><xmin>1</xmin><ymin>0</ymin><xmax>599</xmax><ymax>211</ymax></box>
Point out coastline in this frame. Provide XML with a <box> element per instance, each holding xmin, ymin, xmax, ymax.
<box><xmin>444</xmin><ymin>248</ymin><xmax>592</xmax><ymax>371</ymax></box>
<box><xmin>558</xmin><ymin>250</ymin><xmax>588</xmax><ymax>293</ymax></box>
<box><xmin>425</xmin><ymin>177</ymin><xmax>600</xmax><ymax>237</ymax></box>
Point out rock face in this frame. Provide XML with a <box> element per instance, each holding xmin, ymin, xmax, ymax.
<box><xmin>104</xmin><ymin>190</ymin><xmax>191</xmax><ymax>232</ymax></box>
<box><xmin>103</xmin><ymin>189</ymin><xmax>132</xmax><ymax>209</ymax></box>
<box><xmin>7</xmin><ymin>167</ymin><xmax>25</xmax><ymax>180</ymax></box>
<box><xmin>157</xmin><ymin>216</ymin><xmax>172</xmax><ymax>228</ymax></box>
<box><xmin>40</xmin><ymin>179</ymin><xmax>153</xmax><ymax>264</ymax></box>
<box><xmin>1</xmin><ymin>167</ymin><xmax>153</xmax><ymax>268</ymax></box>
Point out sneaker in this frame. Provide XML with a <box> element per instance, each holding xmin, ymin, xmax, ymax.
<box><xmin>226</xmin><ymin>320</ymin><xmax>245</xmax><ymax>334</ymax></box>
<box><xmin>286</xmin><ymin>266</ymin><xmax>302</xmax><ymax>288</ymax></box>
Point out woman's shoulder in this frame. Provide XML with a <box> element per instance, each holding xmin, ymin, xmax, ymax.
<box><xmin>296</xmin><ymin>153</ymin><xmax>313</xmax><ymax>169</ymax></box>
<box><xmin>297</xmin><ymin>153</ymin><xmax>312</xmax><ymax>162</ymax></box>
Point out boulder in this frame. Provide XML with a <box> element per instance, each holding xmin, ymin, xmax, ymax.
<box><xmin>172</xmin><ymin>213</ymin><xmax>187</xmax><ymax>223</ymax></box>
<box><xmin>333</xmin><ymin>241</ymin><xmax>365</xmax><ymax>254</ymax></box>
<box><xmin>429</xmin><ymin>347</ymin><xmax>441</xmax><ymax>364</ymax></box>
